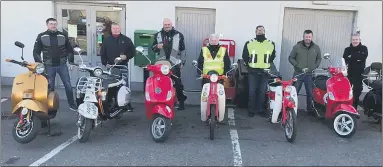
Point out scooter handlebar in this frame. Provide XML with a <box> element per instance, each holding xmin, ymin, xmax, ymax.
<box><xmin>5</xmin><ymin>58</ymin><xmax>28</xmax><ymax>67</ymax></box>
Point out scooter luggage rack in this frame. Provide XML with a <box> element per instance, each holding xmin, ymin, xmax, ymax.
<box><xmin>76</xmin><ymin>76</ymin><xmax>103</xmax><ymax>94</ymax></box>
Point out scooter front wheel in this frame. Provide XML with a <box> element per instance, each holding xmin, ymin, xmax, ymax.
<box><xmin>333</xmin><ymin>113</ymin><xmax>357</xmax><ymax>138</ymax></box>
<box><xmin>150</xmin><ymin>115</ymin><xmax>171</xmax><ymax>142</ymax></box>
<box><xmin>209</xmin><ymin>105</ymin><xmax>216</xmax><ymax>140</ymax></box>
<box><xmin>77</xmin><ymin>115</ymin><xmax>93</xmax><ymax>143</ymax></box>
<box><xmin>12</xmin><ymin>111</ymin><xmax>40</xmax><ymax>144</ymax></box>
<box><xmin>284</xmin><ymin>108</ymin><xmax>297</xmax><ymax>143</ymax></box>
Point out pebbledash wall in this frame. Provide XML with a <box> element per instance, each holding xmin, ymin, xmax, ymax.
<box><xmin>1</xmin><ymin>1</ymin><xmax>382</xmax><ymax>92</ymax></box>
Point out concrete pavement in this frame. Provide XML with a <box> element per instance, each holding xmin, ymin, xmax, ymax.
<box><xmin>1</xmin><ymin>98</ymin><xmax>381</xmax><ymax>166</ymax></box>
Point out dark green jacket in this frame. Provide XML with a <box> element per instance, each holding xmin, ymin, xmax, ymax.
<box><xmin>288</xmin><ymin>41</ymin><xmax>322</xmax><ymax>73</ymax></box>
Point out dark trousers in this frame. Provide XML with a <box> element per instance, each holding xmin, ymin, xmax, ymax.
<box><xmin>172</xmin><ymin>66</ymin><xmax>187</xmax><ymax>102</ymax></box>
<box><xmin>293</xmin><ymin>72</ymin><xmax>314</xmax><ymax>111</ymax></box>
<box><xmin>46</xmin><ymin>64</ymin><xmax>76</xmax><ymax>107</ymax></box>
<box><xmin>348</xmin><ymin>74</ymin><xmax>363</xmax><ymax>109</ymax></box>
<box><xmin>248</xmin><ymin>71</ymin><xmax>268</xmax><ymax>113</ymax></box>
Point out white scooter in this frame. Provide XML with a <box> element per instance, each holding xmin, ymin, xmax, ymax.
<box><xmin>264</xmin><ymin>68</ymin><xmax>308</xmax><ymax>143</ymax></box>
<box><xmin>191</xmin><ymin>60</ymin><xmax>237</xmax><ymax>140</ymax></box>
<box><xmin>72</xmin><ymin>47</ymin><xmax>132</xmax><ymax>143</ymax></box>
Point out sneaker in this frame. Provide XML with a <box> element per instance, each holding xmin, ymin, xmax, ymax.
<box><xmin>69</xmin><ymin>104</ymin><xmax>78</xmax><ymax>112</ymax></box>
<box><xmin>127</xmin><ymin>104</ymin><xmax>134</xmax><ymax>112</ymax></box>
<box><xmin>177</xmin><ymin>101</ymin><xmax>185</xmax><ymax>110</ymax></box>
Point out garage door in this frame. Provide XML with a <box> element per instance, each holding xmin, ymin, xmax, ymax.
<box><xmin>279</xmin><ymin>8</ymin><xmax>356</xmax><ymax>80</ymax></box>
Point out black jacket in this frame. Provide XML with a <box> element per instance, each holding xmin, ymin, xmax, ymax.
<box><xmin>343</xmin><ymin>43</ymin><xmax>368</xmax><ymax>75</ymax></box>
<box><xmin>197</xmin><ymin>45</ymin><xmax>231</xmax><ymax>75</ymax></box>
<box><xmin>151</xmin><ymin>28</ymin><xmax>186</xmax><ymax>59</ymax></box>
<box><xmin>101</xmin><ymin>34</ymin><xmax>136</xmax><ymax>66</ymax></box>
<box><xmin>33</xmin><ymin>30</ymin><xmax>74</xmax><ymax>66</ymax></box>
<box><xmin>242</xmin><ymin>38</ymin><xmax>276</xmax><ymax>72</ymax></box>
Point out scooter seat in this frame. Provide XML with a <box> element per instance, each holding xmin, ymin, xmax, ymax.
<box><xmin>314</xmin><ymin>76</ymin><xmax>329</xmax><ymax>90</ymax></box>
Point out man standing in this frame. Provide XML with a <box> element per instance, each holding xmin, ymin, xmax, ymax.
<box><xmin>288</xmin><ymin>30</ymin><xmax>322</xmax><ymax>116</ymax></box>
<box><xmin>197</xmin><ymin>33</ymin><xmax>231</xmax><ymax>86</ymax></box>
<box><xmin>242</xmin><ymin>25</ymin><xmax>276</xmax><ymax>117</ymax></box>
<box><xmin>100</xmin><ymin>22</ymin><xmax>135</xmax><ymax>112</ymax></box>
<box><xmin>33</xmin><ymin>18</ymin><xmax>77</xmax><ymax>111</ymax></box>
<box><xmin>152</xmin><ymin>18</ymin><xmax>187</xmax><ymax>110</ymax></box>
<box><xmin>343</xmin><ymin>33</ymin><xmax>368</xmax><ymax>109</ymax></box>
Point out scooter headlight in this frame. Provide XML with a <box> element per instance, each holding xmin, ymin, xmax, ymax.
<box><xmin>160</xmin><ymin>65</ymin><xmax>170</xmax><ymax>75</ymax></box>
<box><xmin>210</xmin><ymin>74</ymin><xmax>219</xmax><ymax>82</ymax></box>
<box><xmin>93</xmin><ymin>68</ymin><xmax>103</xmax><ymax>77</ymax></box>
<box><xmin>35</xmin><ymin>63</ymin><xmax>45</xmax><ymax>74</ymax></box>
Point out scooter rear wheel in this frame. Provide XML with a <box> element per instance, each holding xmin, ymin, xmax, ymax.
<box><xmin>12</xmin><ymin>111</ymin><xmax>40</xmax><ymax>144</ymax></box>
<box><xmin>150</xmin><ymin>115</ymin><xmax>171</xmax><ymax>142</ymax></box>
<box><xmin>284</xmin><ymin>108</ymin><xmax>297</xmax><ymax>143</ymax></box>
<box><xmin>333</xmin><ymin>113</ymin><xmax>357</xmax><ymax>138</ymax></box>
<box><xmin>209</xmin><ymin>105</ymin><xmax>216</xmax><ymax>140</ymax></box>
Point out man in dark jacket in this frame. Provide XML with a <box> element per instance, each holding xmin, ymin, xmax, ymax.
<box><xmin>197</xmin><ymin>34</ymin><xmax>231</xmax><ymax>86</ymax></box>
<box><xmin>242</xmin><ymin>25</ymin><xmax>277</xmax><ymax>117</ymax></box>
<box><xmin>100</xmin><ymin>22</ymin><xmax>135</xmax><ymax>112</ymax></box>
<box><xmin>288</xmin><ymin>30</ymin><xmax>322</xmax><ymax>115</ymax></box>
<box><xmin>343</xmin><ymin>33</ymin><xmax>368</xmax><ymax>109</ymax></box>
<box><xmin>33</xmin><ymin>18</ymin><xmax>77</xmax><ymax>111</ymax></box>
<box><xmin>152</xmin><ymin>18</ymin><xmax>187</xmax><ymax>110</ymax></box>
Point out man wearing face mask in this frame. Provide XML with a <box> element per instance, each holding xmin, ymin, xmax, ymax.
<box><xmin>100</xmin><ymin>22</ymin><xmax>136</xmax><ymax>113</ymax></box>
<box><xmin>33</xmin><ymin>18</ymin><xmax>77</xmax><ymax>111</ymax></box>
<box><xmin>197</xmin><ymin>34</ymin><xmax>231</xmax><ymax>85</ymax></box>
<box><xmin>343</xmin><ymin>33</ymin><xmax>368</xmax><ymax>109</ymax></box>
<box><xmin>242</xmin><ymin>25</ymin><xmax>276</xmax><ymax>118</ymax></box>
<box><xmin>152</xmin><ymin>18</ymin><xmax>187</xmax><ymax>110</ymax></box>
<box><xmin>288</xmin><ymin>30</ymin><xmax>322</xmax><ymax>116</ymax></box>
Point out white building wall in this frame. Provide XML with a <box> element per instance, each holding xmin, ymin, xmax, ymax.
<box><xmin>1</xmin><ymin>1</ymin><xmax>382</xmax><ymax>87</ymax></box>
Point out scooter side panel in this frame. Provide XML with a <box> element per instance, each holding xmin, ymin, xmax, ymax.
<box><xmin>34</xmin><ymin>74</ymin><xmax>49</xmax><ymax>107</ymax></box>
<box><xmin>270</xmin><ymin>86</ymin><xmax>282</xmax><ymax>123</ymax></box>
<box><xmin>117</xmin><ymin>86</ymin><xmax>131</xmax><ymax>107</ymax></box>
<box><xmin>327</xmin><ymin>77</ymin><xmax>352</xmax><ymax>101</ymax></box>
<box><xmin>78</xmin><ymin>102</ymin><xmax>98</xmax><ymax>119</ymax></box>
<box><xmin>217</xmin><ymin>83</ymin><xmax>226</xmax><ymax>122</ymax></box>
<box><xmin>200</xmin><ymin>83</ymin><xmax>210</xmax><ymax>121</ymax></box>
<box><xmin>146</xmin><ymin>75</ymin><xmax>173</xmax><ymax>101</ymax></box>
<box><xmin>288</xmin><ymin>85</ymin><xmax>298</xmax><ymax>115</ymax></box>
<box><xmin>11</xmin><ymin>99</ymin><xmax>48</xmax><ymax>114</ymax></box>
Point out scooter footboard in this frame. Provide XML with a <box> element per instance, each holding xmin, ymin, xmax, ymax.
<box><xmin>270</xmin><ymin>86</ymin><xmax>283</xmax><ymax>123</ymax></box>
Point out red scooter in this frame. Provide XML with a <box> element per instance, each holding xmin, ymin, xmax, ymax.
<box><xmin>312</xmin><ymin>53</ymin><xmax>359</xmax><ymax>138</ymax></box>
<box><xmin>136</xmin><ymin>47</ymin><xmax>179</xmax><ymax>142</ymax></box>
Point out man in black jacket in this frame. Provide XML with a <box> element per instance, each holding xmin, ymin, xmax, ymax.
<box><xmin>343</xmin><ymin>33</ymin><xmax>368</xmax><ymax>109</ymax></box>
<box><xmin>151</xmin><ymin>18</ymin><xmax>187</xmax><ymax>110</ymax></box>
<box><xmin>197</xmin><ymin>33</ymin><xmax>231</xmax><ymax>86</ymax></box>
<box><xmin>33</xmin><ymin>18</ymin><xmax>77</xmax><ymax>111</ymax></box>
<box><xmin>100</xmin><ymin>22</ymin><xmax>136</xmax><ymax>112</ymax></box>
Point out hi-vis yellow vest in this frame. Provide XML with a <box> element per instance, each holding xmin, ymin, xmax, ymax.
<box><xmin>202</xmin><ymin>46</ymin><xmax>226</xmax><ymax>75</ymax></box>
<box><xmin>247</xmin><ymin>39</ymin><xmax>274</xmax><ymax>69</ymax></box>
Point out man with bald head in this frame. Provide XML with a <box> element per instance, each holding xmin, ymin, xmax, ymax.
<box><xmin>343</xmin><ymin>33</ymin><xmax>368</xmax><ymax>109</ymax></box>
<box><xmin>197</xmin><ymin>33</ymin><xmax>231</xmax><ymax>86</ymax></box>
<box><xmin>152</xmin><ymin>18</ymin><xmax>187</xmax><ymax>110</ymax></box>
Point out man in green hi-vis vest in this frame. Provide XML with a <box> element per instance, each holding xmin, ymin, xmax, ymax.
<box><xmin>242</xmin><ymin>25</ymin><xmax>276</xmax><ymax>118</ymax></box>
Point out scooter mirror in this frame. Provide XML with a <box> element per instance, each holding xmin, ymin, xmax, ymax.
<box><xmin>323</xmin><ymin>53</ymin><xmax>330</xmax><ymax>59</ymax></box>
<box><xmin>192</xmin><ymin>60</ymin><xmax>198</xmax><ymax>66</ymax></box>
<box><xmin>136</xmin><ymin>46</ymin><xmax>144</xmax><ymax>53</ymax></box>
<box><xmin>114</xmin><ymin>57</ymin><xmax>122</xmax><ymax>65</ymax></box>
<box><xmin>74</xmin><ymin>47</ymin><xmax>82</xmax><ymax>54</ymax></box>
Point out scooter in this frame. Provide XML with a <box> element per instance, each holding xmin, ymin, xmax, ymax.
<box><xmin>361</xmin><ymin>62</ymin><xmax>382</xmax><ymax>126</ymax></box>
<box><xmin>312</xmin><ymin>53</ymin><xmax>360</xmax><ymax>138</ymax></box>
<box><xmin>72</xmin><ymin>47</ymin><xmax>132</xmax><ymax>143</ymax></box>
<box><xmin>6</xmin><ymin>41</ymin><xmax>60</xmax><ymax>144</ymax></box>
<box><xmin>136</xmin><ymin>46</ymin><xmax>179</xmax><ymax>142</ymax></box>
<box><xmin>191</xmin><ymin>60</ymin><xmax>238</xmax><ymax>140</ymax></box>
<box><xmin>264</xmin><ymin>68</ymin><xmax>308</xmax><ymax>143</ymax></box>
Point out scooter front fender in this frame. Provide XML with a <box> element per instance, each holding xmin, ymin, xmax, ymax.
<box><xmin>11</xmin><ymin>99</ymin><xmax>48</xmax><ymax>114</ymax></box>
<box><xmin>148</xmin><ymin>104</ymin><xmax>174</xmax><ymax>120</ymax></box>
<box><xmin>333</xmin><ymin>104</ymin><xmax>360</xmax><ymax>119</ymax></box>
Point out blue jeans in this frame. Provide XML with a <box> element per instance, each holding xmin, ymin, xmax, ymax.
<box><xmin>248</xmin><ymin>71</ymin><xmax>268</xmax><ymax>113</ymax></box>
<box><xmin>293</xmin><ymin>72</ymin><xmax>314</xmax><ymax>111</ymax></box>
<box><xmin>45</xmin><ymin>64</ymin><xmax>76</xmax><ymax>107</ymax></box>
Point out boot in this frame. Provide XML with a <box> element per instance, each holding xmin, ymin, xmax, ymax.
<box><xmin>177</xmin><ymin>101</ymin><xmax>185</xmax><ymax>110</ymax></box>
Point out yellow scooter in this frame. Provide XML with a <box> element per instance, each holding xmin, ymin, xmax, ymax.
<box><xmin>6</xmin><ymin>41</ymin><xmax>60</xmax><ymax>144</ymax></box>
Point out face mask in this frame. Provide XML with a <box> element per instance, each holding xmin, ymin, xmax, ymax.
<box><xmin>256</xmin><ymin>34</ymin><xmax>266</xmax><ymax>41</ymax></box>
